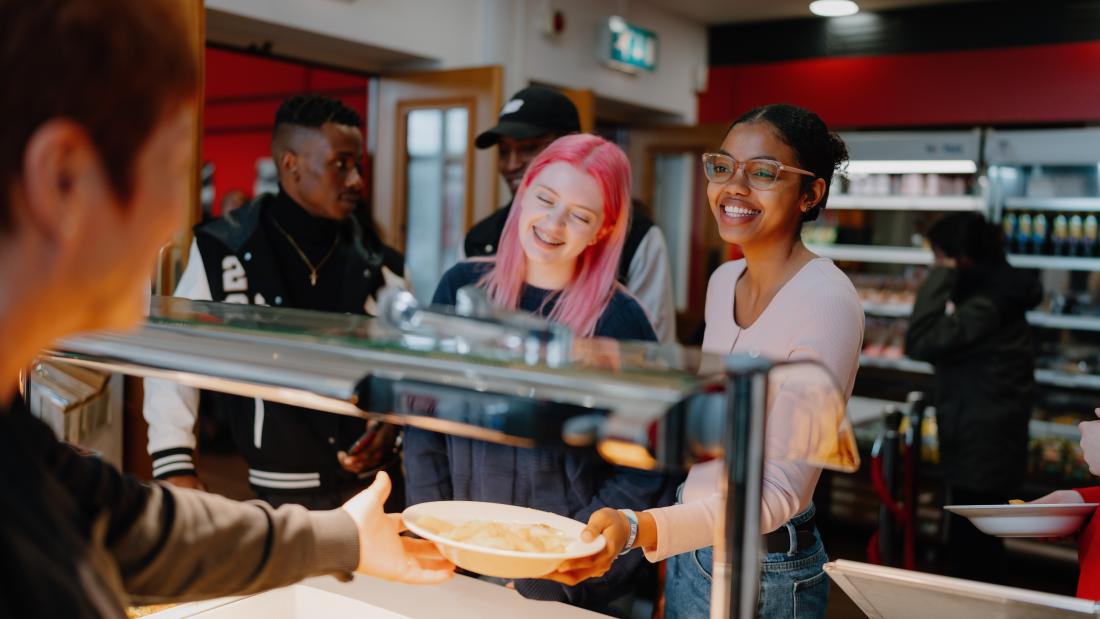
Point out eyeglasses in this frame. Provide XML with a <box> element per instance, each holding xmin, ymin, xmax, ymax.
<box><xmin>701</xmin><ymin>153</ymin><xmax>815</xmax><ymax>190</ymax></box>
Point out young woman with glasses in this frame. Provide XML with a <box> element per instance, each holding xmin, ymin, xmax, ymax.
<box><xmin>548</xmin><ymin>104</ymin><xmax>864</xmax><ymax>618</ymax></box>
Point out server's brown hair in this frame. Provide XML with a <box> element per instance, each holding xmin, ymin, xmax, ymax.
<box><xmin>0</xmin><ymin>0</ymin><xmax>198</xmax><ymax>230</ymax></box>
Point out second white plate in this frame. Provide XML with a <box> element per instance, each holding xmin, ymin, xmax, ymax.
<box><xmin>944</xmin><ymin>503</ymin><xmax>1098</xmax><ymax>538</ymax></box>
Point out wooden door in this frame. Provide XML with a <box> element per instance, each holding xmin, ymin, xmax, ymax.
<box><xmin>372</xmin><ymin>66</ymin><xmax>502</xmax><ymax>300</ymax></box>
<box><xmin>627</xmin><ymin>123</ymin><xmax>728</xmax><ymax>342</ymax></box>
<box><xmin>559</xmin><ymin>87</ymin><xmax>596</xmax><ymax>133</ymax></box>
<box><xmin>128</xmin><ymin>0</ymin><xmax>205</xmax><ymax>479</ymax></box>
<box><xmin>156</xmin><ymin>0</ymin><xmax>205</xmax><ymax>295</ymax></box>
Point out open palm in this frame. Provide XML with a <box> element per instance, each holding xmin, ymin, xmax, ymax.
<box><xmin>341</xmin><ymin>472</ymin><xmax>455</xmax><ymax>584</ymax></box>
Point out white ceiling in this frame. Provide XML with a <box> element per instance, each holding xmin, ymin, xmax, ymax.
<box><xmin>645</xmin><ymin>0</ymin><xmax>986</xmax><ymax>25</ymax></box>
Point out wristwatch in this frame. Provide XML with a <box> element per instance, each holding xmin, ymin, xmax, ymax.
<box><xmin>618</xmin><ymin>509</ymin><xmax>638</xmax><ymax>556</ymax></box>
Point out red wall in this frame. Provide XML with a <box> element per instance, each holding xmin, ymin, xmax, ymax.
<box><xmin>203</xmin><ymin>48</ymin><xmax>370</xmax><ymax>215</ymax></box>
<box><xmin>699</xmin><ymin>41</ymin><xmax>1100</xmax><ymax>129</ymax></box>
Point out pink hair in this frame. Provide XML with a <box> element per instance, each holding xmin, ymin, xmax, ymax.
<box><xmin>479</xmin><ymin>134</ymin><xmax>632</xmax><ymax>337</ymax></box>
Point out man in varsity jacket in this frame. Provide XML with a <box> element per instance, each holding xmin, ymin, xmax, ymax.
<box><xmin>144</xmin><ymin>95</ymin><xmax>408</xmax><ymax>510</ymax></box>
<box><xmin>464</xmin><ymin>86</ymin><xmax>678</xmax><ymax>343</ymax></box>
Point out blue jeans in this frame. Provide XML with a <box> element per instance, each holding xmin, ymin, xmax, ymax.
<box><xmin>664</xmin><ymin>504</ymin><xmax>829</xmax><ymax>619</ymax></box>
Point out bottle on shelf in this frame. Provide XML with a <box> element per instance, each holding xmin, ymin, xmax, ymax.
<box><xmin>1033</xmin><ymin>213</ymin><xmax>1048</xmax><ymax>255</ymax></box>
<box><xmin>1053</xmin><ymin>215</ymin><xmax>1068</xmax><ymax>256</ymax></box>
<box><xmin>1085</xmin><ymin>215</ymin><xmax>1098</xmax><ymax>257</ymax></box>
<box><xmin>1003</xmin><ymin>213</ymin><xmax>1017</xmax><ymax>251</ymax></box>
<box><xmin>1017</xmin><ymin>213</ymin><xmax>1032</xmax><ymax>254</ymax></box>
<box><xmin>1069</xmin><ymin>214</ymin><xmax>1084</xmax><ymax>257</ymax></box>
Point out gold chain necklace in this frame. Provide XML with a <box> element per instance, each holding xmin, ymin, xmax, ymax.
<box><xmin>270</xmin><ymin>217</ymin><xmax>340</xmax><ymax>286</ymax></box>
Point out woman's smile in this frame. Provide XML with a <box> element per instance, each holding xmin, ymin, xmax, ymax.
<box><xmin>532</xmin><ymin>226</ymin><xmax>566</xmax><ymax>248</ymax></box>
<box><xmin>717</xmin><ymin>195</ymin><xmax>763</xmax><ymax>226</ymax></box>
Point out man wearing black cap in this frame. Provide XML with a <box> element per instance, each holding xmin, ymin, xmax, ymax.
<box><xmin>465</xmin><ymin>86</ymin><xmax>677</xmax><ymax>343</ymax></box>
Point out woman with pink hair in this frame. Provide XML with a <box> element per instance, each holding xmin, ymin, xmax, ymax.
<box><xmin>404</xmin><ymin>134</ymin><xmax>669</xmax><ymax>612</ymax></box>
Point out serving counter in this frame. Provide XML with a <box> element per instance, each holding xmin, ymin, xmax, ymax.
<box><xmin>48</xmin><ymin>296</ymin><xmax>859</xmax><ymax>619</ymax></box>
<box><xmin>143</xmin><ymin>573</ymin><xmax>606</xmax><ymax>618</ymax></box>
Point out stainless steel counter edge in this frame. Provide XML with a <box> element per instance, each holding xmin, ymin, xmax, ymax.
<box><xmin>49</xmin><ymin>323</ymin><xmax>720</xmax><ymax>430</ymax></box>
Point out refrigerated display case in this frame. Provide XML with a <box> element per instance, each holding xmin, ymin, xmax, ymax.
<box><xmin>802</xmin><ymin>129</ymin><xmax>986</xmax><ymax>269</ymax></box>
<box><xmin>799</xmin><ymin>131</ymin><xmax>986</xmax><ymax>452</ymax></box>
<box><xmin>803</xmin><ymin>131</ymin><xmax>986</xmax><ymax>391</ymax></box>
<box><xmin>829</xmin><ymin>127</ymin><xmax>1100</xmax><ymax>543</ymax></box>
<box><xmin>986</xmin><ymin>127</ymin><xmax>1100</xmax><ymax>495</ymax></box>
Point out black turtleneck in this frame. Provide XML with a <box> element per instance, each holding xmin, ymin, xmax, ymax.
<box><xmin>263</xmin><ymin>190</ymin><xmax>347</xmax><ymax>312</ymax></box>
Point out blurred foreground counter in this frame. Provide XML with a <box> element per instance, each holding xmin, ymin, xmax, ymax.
<box><xmin>132</xmin><ymin>573</ymin><xmax>606</xmax><ymax>618</ymax></box>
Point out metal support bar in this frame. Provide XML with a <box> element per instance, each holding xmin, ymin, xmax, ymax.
<box><xmin>878</xmin><ymin>408</ymin><xmax>903</xmax><ymax>566</ymax></box>
<box><xmin>712</xmin><ymin>355</ymin><xmax>771</xmax><ymax>619</ymax></box>
<box><xmin>904</xmin><ymin>391</ymin><xmax>927</xmax><ymax>562</ymax></box>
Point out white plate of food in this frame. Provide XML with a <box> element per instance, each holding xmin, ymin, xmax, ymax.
<box><xmin>402</xmin><ymin>501</ymin><xmax>605</xmax><ymax>579</ymax></box>
<box><xmin>944</xmin><ymin>503</ymin><xmax>1098</xmax><ymax>538</ymax></box>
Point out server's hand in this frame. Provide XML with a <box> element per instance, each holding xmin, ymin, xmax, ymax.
<box><xmin>164</xmin><ymin>474</ymin><xmax>206</xmax><ymax>491</ymax></box>
<box><xmin>1029</xmin><ymin>489</ymin><xmax>1086</xmax><ymax>542</ymax></box>
<box><xmin>1080</xmin><ymin>409</ymin><xmax>1100</xmax><ymax>475</ymax></box>
<box><xmin>341</xmin><ymin>471</ymin><xmax>455</xmax><ymax>584</ymax></box>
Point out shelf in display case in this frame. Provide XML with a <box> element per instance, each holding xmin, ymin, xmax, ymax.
<box><xmin>1029</xmin><ymin>418</ymin><xmax>1083</xmax><ymax>441</ymax></box>
<box><xmin>829</xmin><ymin>195</ymin><xmax>986</xmax><ymax>212</ymax></box>
<box><xmin>862</xmin><ymin>355</ymin><xmax>1100</xmax><ymax>390</ymax></box>
<box><xmin>1026</xmin><ymin>312</ymin><xmax>1100</xmax><ymax>332</ymax></box>
<box><xmin>862</xmin><ymin>304</ymin><xmax>1100</xmax><ymax>333</ymax></box>
<box><xmin>862</xmin><ymin>301</ymin><xmax>913</xmax><ymax>318</ymax></box>
<box><xmin>1034</xmin><ymin>369</ymin><xmax>1100</xmax><ymax>391</ymax></box>
<box><xmin>847</xmin><ymin>395</ymin><xmax>908</xmax><ymax>426</ymax></box>
<box><xmin>1004</xmin><ymin>197</ymin><xmax>1100</xmax><ymax>212</ymax></box>
<box><xmin>1006</xmin><ymin>255</ymin><xmax>1100</xmax><ymax>271</ymax></box>
<box><xmin>859</xmin><ymin>355</ymin><xmax>933</xmax><ymax>374</ymax></box>
<box><xmin>808</xmin><ymin>244</ymin><xmax>933</xmax><ymax>265</ymax></box>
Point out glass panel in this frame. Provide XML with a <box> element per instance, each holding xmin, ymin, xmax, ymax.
<box><xmin>404</xmin><ymin>106</ymin><xmax>468</xmax><ymax>304</ymax></box>
<box><xmin>445</xmin><ymin>107</ymin><xmax>468</xmax><ymax>156</ymax></box>
<box><xmin>441</xmin><ymin>160</ymin><xmax>465</xmax><ymax>274</ymax></box>
<box><xmin>406</xmin><ymin>157</ymin><xmax>445</xmax><ymax>300</ymax></box>
<box><xmin>141</xmin><ymin>297</ymin><xmax>718</xmax><ymax>385</ymax></box>
<box><xmin>653</xmin><ymin>153</ymin><xmax>695</xmax><ymax>311</ymax></box>
<box><xmin>406</xmin><ymin>109</ymin><xmax>442</xmax><ymax>157</ymax></box>
<box><xmin>85</xmin><ymin>297</ymin><xmax>861</xmax><ymax>471</ymax></box>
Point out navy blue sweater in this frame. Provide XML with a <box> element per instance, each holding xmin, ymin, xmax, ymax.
<box><xmin>405</xmin><ymin>261</ymin><xmax>668</xmax><ymax>609</ymax></box>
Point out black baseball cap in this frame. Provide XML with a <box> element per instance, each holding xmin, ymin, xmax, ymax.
<box><xmin>475</xmin><ymin>86</ymin><xmax>581</xmax><ymax>149</ymax></box>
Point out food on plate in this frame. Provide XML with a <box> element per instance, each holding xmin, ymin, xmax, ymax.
<box><xmin>418</xmin><ymin>515</ymin><xmax>569</xmax><ymax>554</ymax></box>
<box><xmin>1009</xmin><ymin>499</ymin><xmax>1026</xmax><ymax>505</ymax></box>
<box><xmin>126</xmin><ymin>605</ymin><xmax>176</xmax><ymax>618</ymax></box>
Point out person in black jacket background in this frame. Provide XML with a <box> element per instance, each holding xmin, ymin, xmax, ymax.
<box><xmin>905</xmin><ymin>212</ymin><xmax>1042</xmax><ymax>584</ymax></box>
<box><xmin>144</xmin><ymin>95</ymin><xmax>410</xmax><ymax>510</ymax></box>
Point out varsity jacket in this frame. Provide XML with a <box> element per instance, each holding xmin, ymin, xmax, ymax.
<box><xmin>463</xmin><ymin>202</ymin><xmax>678</xmax><ymax>344</ymax></box>
<box><xmin>143</xmin><ymin>194</ymin><xmax>407</xmax><ymax>495</ymax></box>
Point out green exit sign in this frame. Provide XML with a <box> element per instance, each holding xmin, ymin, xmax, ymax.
<box><xmin>602</xmin><ymin>16</ymin><xmax>658</xmax><ymax>73</ymax></box>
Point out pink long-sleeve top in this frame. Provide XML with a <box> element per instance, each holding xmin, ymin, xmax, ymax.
<box><xmin>644</xmin><ymin>258</ymin><xmax>864</xmax><ymax>562</ymax></box>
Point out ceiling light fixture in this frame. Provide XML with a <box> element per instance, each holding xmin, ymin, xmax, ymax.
<box><xmin>809</xmin><ymin>0</ymin><xmax>860</xmax><ymax>17</ymax></box>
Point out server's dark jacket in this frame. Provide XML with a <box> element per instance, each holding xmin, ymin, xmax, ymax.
<box><xmin>143</xmin><ymin>191</ymin><xmax>407</xmax><ymax>498</ymax></box>
<box><xmin>905</xmin><ymin>264</ymin><xmax>1042</xmax><ymax>493</ymax></box>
